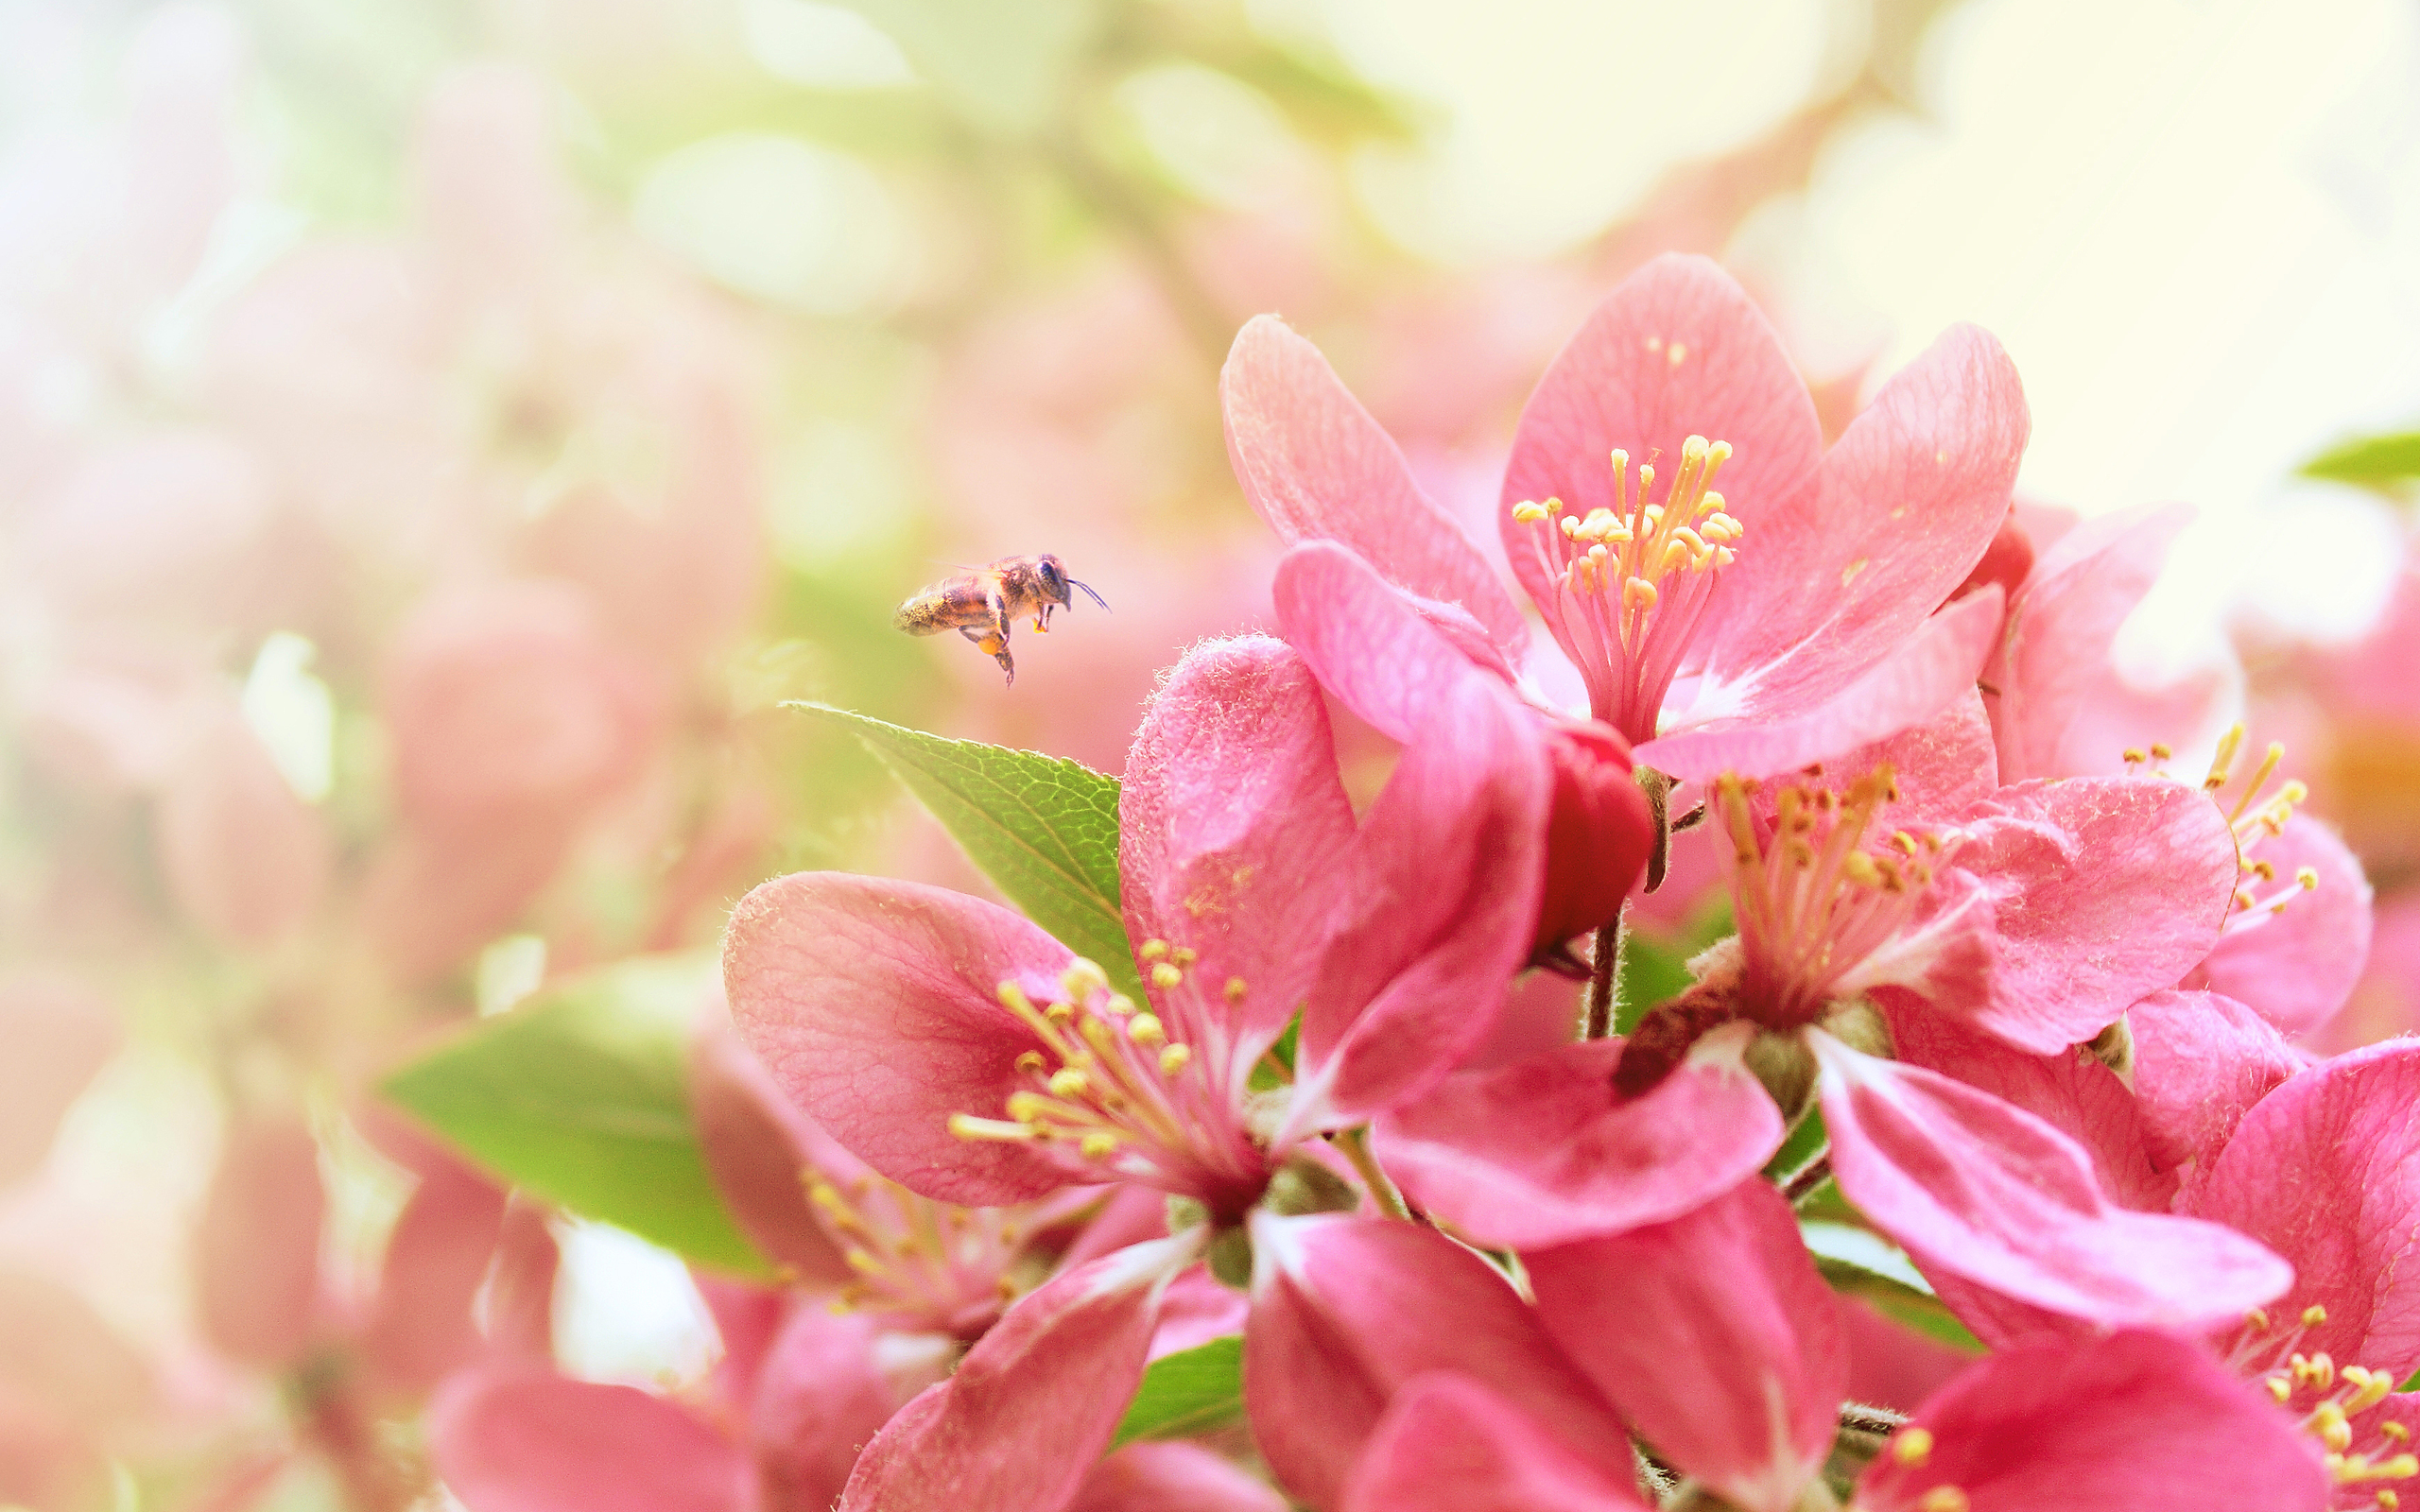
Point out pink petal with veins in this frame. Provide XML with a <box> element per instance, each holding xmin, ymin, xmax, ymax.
<box><xmin>428</xmin><ymin>1369</ymin><xmax>748</xmax><ymax>1512</ymax></box>
<box><xmin>2128</xmin><ymin>989</ymin><xmax>2304</xmax><ymax>1174</ymax></box>
<box><xmin>1343</xmin><ymin>1374</ymin><xmax>1649</xmax><ymax>1512</ymax></box>
<box><xmin>1374</xmin><ymin>1031</ymin><xmax>1780</xmax><ymax>1248</ymax></box>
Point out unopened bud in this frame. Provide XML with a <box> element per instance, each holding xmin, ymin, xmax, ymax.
<box><xmin>1820</xmin><ymin>999</ymin><xmax>1895</xmax><ymax>1059</ymax></box>
<box><xmin>1530</xmin><ymin>718</ymin><xmax>1655</xmax><ymax>957</ymax></box>
<box><xmin>2083</xmin><ymin>1016</ymin><xmax>2135</xmax><ymax>1085</ymax></box>
<box><xmin>1265</xmin><ymin>1153</ymin><xmax>1359</xmax><ymax>1218</ymax></box>
<box><xmin>1744</xmin><ymin>1030</ymin><xmax>1817</xmax><ymax>1122</ymax></box>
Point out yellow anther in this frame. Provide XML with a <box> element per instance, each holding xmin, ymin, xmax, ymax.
<box><xmin>1014</xmin><ymin>1050</ymin><xmax>1046</xmax><ymax>1074</ymax></box>
<box><xmin>1705</xmin><ymin>439</ymin><xmax>1733</xmax><ymax>467</ymax></box>
<box><xmin>1105</xmin><ymin>993</ymin><xmax>1136</xmax><ymax>1017</ymax></box>
<box><xmin>2386</xmin><ymin>1422</ymin><xmax>2412</xmax><ymax>1446</ymax></box>
<box><xmin>1892</xmin><ymin>1427</ymin><xmax>1935</xmax><ymax>1467</ymax></box>
<box><xmin>1171</xmin><ymin>946</ymin><xmax>1199</xmax><ymax>966</ymax></box>
<box><xmin>2316</xmin><ymin>1400</ymin><xmax>2355</xmax><ymax>1452</ymax></box>
<box><xmin>1047</xmin><ymin>1068</ymin><xmax>1090</xmax><ymax>1099</ymax></box>
<box><xmin>2380</xmin><ymin>1490</ymin><xmax>2400</xmax><ymax>1508</ymax></box>
<box><xmin>1127</xmin><ymin>1014</ymin><xmax>1167</xmax><ymax>1047</ymax></box>
<box><xmin>2348</xmin><ymin>1366</ymin><xmax>2394</xmax><ymax>1413</ymax></box>
<box><xmin>1546</xmin><ymin>495</ymin><xmax>1565</xmax><ymax>515</ymax></box>
<box><xmin>2248</xmin><ymin>1307</ymin><xmax>2272</xmax><ymax>1332</ymax></box>
<box><xmin>1512</xmin><ymin>500</ymin><xmax>1549</xmax><ymax>523</ymax></box>
<box><xmin>1919</xmin><ymin>1489</ymin><xmax>1969</xmax><ymax>1512</ymax></box>
<box><xmin>1159</xmin><ymin>1043</ymin><xmax>1193</xmax><ymax>1075</ymax></box>
<box><xmin>2151</xmin><ymin>742</ymin><xmax>2173</xmax><ymax>761</ymax></box>
<box><xmin>1682</xmin><ymin>434</ymin><xmax>1708</xmax><ymax>462</ymax></box>
<box><xmin>1079</xmin><ymin>1131</ymin><xmax>1120</xmax><ymax>1158</ymax></box>
<box><xmin>1062</xmin><ymin>959</ymin><xmax>1110</xmax><ymax>998</ymax></box>
<box><xmin>1006</xmin><ymin>1091</ymin><xmax>1049</xmax><ymax>1123</ymax></box>
<box><xmin>2299</xmin><ymin>866</ymin><xmax>2321</xmax><ymax>889</ymax></box>
<box><xmin>2124</xmin><ymin>747</ymin><xmax>2148</xmax><ymax>765</ymax></box>
<box><xmin>1224</xmin><ymin>977</ymin><xmax>1248</xmax><ymax>1003</ymax></box>
<box><xmin>1623</xmin><ymin>576</ymin><xmax>1659</xmax><ymax>612</ymax></box>
<box><xmin>2307</xmin><ymin>1305</ymin><xmax>2332</xmax><ymax>1327</ymax></box>
<box><xmin>2268</xmin><ymin>1375</ymin><xmax>2294</xmax><ymax>1404</ymax></box>
<box><xmin>844</xmin><ymin>1247</ymin><xmax>880</xmax><ymax>1275</ymax></box>
<box><xmin>997</xmin><ymin>981</ymin><xmax>1035</xmax><ymax>1014</ymax></box>
<box><xmin>1139</xmin><ymin>939</ymin><xmax>1168</xmax><ymax>960</ymax></box>
<box><xmin>1151</xmin><ymin>963</ymin><xmax>1184</xmax><ymax>989</ymax></box>
<box><xmin>1044</xmin><ymin>1001</ymin><xmax>1075</xmax><ymax>1023</ymax></box>
<box><xmin>1842</xmin><ymin>851</ymin><xmax>1882</xmax><ymax>887</ymax></box>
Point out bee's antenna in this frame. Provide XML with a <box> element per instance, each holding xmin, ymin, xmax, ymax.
<box><xmin>1068</xmin><ymin>578</ymin><xmax>1110</xmax><ymax>612</ymax></box>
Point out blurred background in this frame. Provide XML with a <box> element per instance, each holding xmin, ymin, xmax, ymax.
<box><xmin>6</xmin><ymin>0</ymin><xmax>2420</xmax><ymax>1506</ymax></box>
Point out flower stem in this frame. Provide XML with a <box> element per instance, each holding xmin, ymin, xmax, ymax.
<box><xmin>1584</xmin><ymin>915</ymin><xmax>1621</xmax><ymax>1039</ymax></box>
<box><xmin>1781</xmin><ymin>1152</ymin><xmax>1833</xmax><ymax>1207</ymax></box>
<box><xmin>1334</xmin><ymin>1125</ymin><xmax>1410</xmax><ymax>1221</ymax></box>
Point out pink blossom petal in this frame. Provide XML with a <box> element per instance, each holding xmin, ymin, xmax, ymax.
<box><xmin>2128</xmin><ymin>989</ymin><xmax>2304</xmax><ymax>1174</ymax></box>
<box><xmin>1851</xmin><ymin>1332</ymin><xmax>2327</xmax><ymax>1512</ymax></box>
<box><xmin>1245</xmin><ymin>1213</ymin><xmax>1630</xmax><ymax>1510</ymax></box>
<box><xmin>360</xmin><ymin>1160</ymin><xmax>508</xmax><ymax>1400</ymax></box>
<box><xmin>195</xmin><ymin>1117</ymin><xmax>325</xmax><ymax>1368</ymax></box>
<box><xmin>1812</xmin><ymin>1033</ymin><xmax>2290</xmax><ymax>1332</ymax></box>
<box><xmin>1527</xmin><ymin>1179</ymin><xmax>1842</xmax><ymax>1512</ymax></box>
<box><xmin>838</xmin><ymin>1236</ymin><xmax>1193</xmax><ymax>1512</ymax></box>
<box><xmin>1373</xmin><ymin>1031</ymin><xmax>1781</xmax><ymax>1248</ymax></box>
<box><xmin>1815</xmin><ymin>691</ymin><xmax>2003</xmax><ymax>824</ymax></box>
<box><xmin>428</xmin><ymin>1368</ymin><xmax>749</xmax><ymax>1512</ymax></box>
<box><xmin>689</xmin><ymin>1016</ymin><xmax>854</xmax><ymax>1287</ymax></box>
<box><xmin>1693</xmin><ymin>323</ymin><xmax>2026</xmax><ymax>713</ymax></box>
<box><xmin>1273</xmin><ymin>540</ymin><xmax>1502</xmax><ymax>746</ymax></box>
<box><xmin>1343</xmin><ymin>1374</ymin><xmax>1650</xmax><ymax>1512</ymax></box>
<box><xmin>749</xmin><ymin>1308</ymin><xmax>901</xmax><ymax>1512</ymax></box>
<box><xmin>1881</xmin><ymin>999</ymin><xmax>2172</xmax><ymax>1211</ymax></box>
<box><xmin>0</xmin><ymin>973</ymin><xmax>116</xmax><ymax>1187</ymax></box>
<box><xmin>1945</xmin><ymin>776</ymin><xmax>2239</xmax><ymax>1053</ymax></box>
<box><xmin>1983</xmin><ymin>503</ymin><xmax>2190</xmax><ymax>784</ymax></box>
<box><xmin>2187</xmin><ymin>816</ymin><xmax>2374</xmax><ymax>1036</ymax></box>
<box><xmin>1121</xmin><ymin>636</ymin><xmax>1357</xmax><ymax>1052</ymax></box>
<box><xmin>1150</xmin><ymin>1265</ymin><xmax>1250</xmax><ymax>1360</ymax></box>
<box><xmin>1500</xmin><ymin>256</ymin><xmax>1822</xmax><ymax>631</ymax></box>
<box><xmin>1290</xmin><ymin>674</ymin><xmax>1548</xmax><ymax>1132</ymax></box>
<box><xmin>153</xmin><ymin>707</ymin><xmax>330</xmax><ymax>947</ymax></box>
<box><xmin>724</xmin><ymin>873</ymin><xmax>1077</xmax><ymax>1207</ymax></box>
<box><xmin>2184</xmin><ymin>1040</ymin><xmax>2420</xmax><ymax>1379</ymax></box>
<box><xmin>1637</xmin><ymin>589</ymin><xmax>2002</xmax><ymax>782</ymax></box>
<box><xmin>1222</xmin><ymin>317</ymin><xmax>1527</xmax><ymax>654</ymax></box>
<box><xmin>1070</xmin><ymin>1442</ymin><xmax>1288</xmax><ymax>1512</ymax></box>
<box><xmin>1840</xmin><ymin>1296</ymin><xmax>1973</xmax><ymax>1415</ymax></box>
<box><xmin>487</xmin><ymin>1200</ymin><xmax>561</xmax><ymax>1363</ymax></box>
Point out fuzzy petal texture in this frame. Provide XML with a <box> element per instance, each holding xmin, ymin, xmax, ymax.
<box><xmin>689</xmin><ymin>1016</ymin><xmax>854</xmax><ymax>1287</ymax></box>
<box><xmin>195</xmin><ymin>1116</ymin><xmax>325</xmax><ymax>1368</ymax></box>
<box><xmin>1638</xmin><ymin>590</ymin><xmax>2003</xmax><ymax>780</ymax></box>
<box><xmin>1881</xmin><ymin>998</ymin><xmax>2172</xmax><ymax>1211</ymax></box>
<box><xmin>1373</xmin><ymin>1029</ymin><xmax>1781</xmax><ymax>1248</ymax></box>
<box><xmin>1685</xmin><ymin>323</ymin><xmax>2027</xmax><ymax>726</ymax></box>
<box><xmin>749</xmin><ymin>1308</ymin><xmax>901</xmax><ymax>1512</ymax></box>
<box><xmin>1816</xmin><ymin>690</ymin><xmax>2003</xmax><ymax>824</ymax></box>
<box><xmin>2185</xmin><ymin>1040</ymin><xmax>2420</xmax><ymax>1379</ymax></box>
<box><xmin>838</xmin><ymin>1235</ymin><xmax>1193</xmax><ymax>1512</ymax></box>
<box><xmin>429</xmin><ymin>1369</ymin><xmax>748</xmax><ymax>1512</ymax></box>
<box><xmin>1812</xmin><ymin>1033</ymin><xmax>2290</xmax><ymax>1332</ymax></box>
<box><xmin>2187</xmin><ymin>816</ymin><xmax>2374</xmax><ymax>1036</ymax></box>
<box><xmin>1851</xmin><ymin>1331</ymin><xmax>2327</xmax><ymax>1512</ymax></box>
<box><xmin>1223</xmin><ymin>318</ymin><xmax>1526</xmax><ymax>655</ymax></box>
<box><xmin>1288</xmin><ymin>673</ymin><xmax>1547</xmax><ymax>1133</ymax></box>
<box><xmin>1070</xmin><ymin>1442</ymin><xmax>1288</xmax><ymax>1512</ymax></box>
<box><xmin>1943</xmin><ymin>775</ymin><xmax>2239</xmax><ymax>1053</ymax></box>
<box><xmin>724</xmin><ymin>873</ymin><xmax>1076</xmax><ymax>1207</ymax></box>
<box><xmin>2128</xmin><ymin>989</ymin><xmax>2304</xmax><ymax>1174</ymax></box>
<box><xmin>1245</xmin><ymin>1213</ymin><xmax>1630</xmax><ymax>1511</ymax></box>
<box><xmin>1121</xmin><ymin>635</ymin><xmax>1358</xmax><ymax>1053</ymax></box>
<box><xmin>1500</xmin><ymin>255</ymin><xmax>1822</xmax><ymax>636</ymax></box>
<box><xmin>1342</xmin><ymin>1374</ymin><xmax>1650</xmax><ymax>1512</ymax></box>
<box><xmin>1982</xmin><ymin>502</ymin><xmax>2189</xmax><ymax>783</ymax></box>
<box><xmin>1526</xmin><ymin>1179</ymin><xmax>1842</xmax><ymax>1512</ymax></box>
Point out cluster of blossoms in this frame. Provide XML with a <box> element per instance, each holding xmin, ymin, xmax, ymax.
<box><xmin>697</xmin><ymin>255</ymin><xmax>2417</xmax><ymax>1511</ymax></box>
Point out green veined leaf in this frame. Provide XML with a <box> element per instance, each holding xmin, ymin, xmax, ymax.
<box><xmin>2301</xmin><ymin>429</ymin><xmax>2420</xmax><ymax>491</ymax></box>
<box><xmin>381</xmin><ymin>954</ymin><xmax>776</xmax><ymax>1280</ymax></box>
<box><xmin>791</xmin><ymin>702</ymin><xmax>1142</xmax><ymax>998</ymax></box>
<box><xmin>1113</xmin><ymin>1334</ymin><xmax>1244</xmax><ymax>1446</ymax></box>
<box><xmin>1801</xmin><ymin>1219</ymin><xmax>1980</xmax><ymax>1355</ymax></box>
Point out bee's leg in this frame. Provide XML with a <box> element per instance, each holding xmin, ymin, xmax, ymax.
<box><xmin>961</xmin><ymin>623</ymin><xmax>1014</xmax><ymax>686</ymax></box>
<box><xmin>985</xmin><ymin>589</ymin><xmax>1017</xmax><ymax>682</ymax></box>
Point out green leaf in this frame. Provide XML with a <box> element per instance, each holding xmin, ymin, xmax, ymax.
<box><xmin>381</xmin><ymin>954</ymin><xmax>775</xmax><ymax>1280</ymax></box>
<box><xmin>2301</xmin><ymin>429</ymin><xmax>2420</xmax><ymax>490</ymax></box>
<box><xmin>1615</xmin><ymin>895</ymin><xmax>1732</xmax><ymax>1036</ymax></box>
<box><xmin>1113</xmin><ymin>1334</ymin><xmax>1244</xmax><ymax>1446</ymax></box>
<box><xmin>1801</xmin><ymin>1220</ymin><xmax>1980</xmax><ymax>1355</ymax></box>
<box><xmin>1765</xmin><ymin>1107</ymin><xmax>1829</xmax><ymax>1188</ymax></box>
<box><xmin>790</xmin><ymin>703</ymin><xmax>1142</xmax><ymax>998</ymax></box>
<box><xmin>1250</xmin><ymin>1012</ymin><xmax>1302</xmax><ymax>1091</ymax></box>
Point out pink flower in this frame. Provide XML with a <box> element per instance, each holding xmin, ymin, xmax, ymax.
<box><xmin>723</xmin><ymin>634</ymin><xmax>1621</xmax><ymax>1506</ymax></box>
<box><xmin>1222</xmin><ymin>253</ymin><xmax>2026</xmax><ymax>782</ymax></box>
<box><xmin>1342</xmin><ymin>1178</ymin><xmax>2329</xmax><ymax>1512</ymax></box>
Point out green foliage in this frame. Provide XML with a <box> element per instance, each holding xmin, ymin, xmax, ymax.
<box><xmin>1766</xmin><ymin>1108</ymin><xmax>1830</xmax><ymax>1188</ymax></box>
<box><xmin>1801</xmin><ymin>1220</ymin><xmax>1981</xmax><ymax>1355</ymax></box>
<box><xmin>381</xmin><ymin>954</ymin><xmax>776</xmax><ymax>1280</ymax></box>
<box><xmin>1615</xmin><ymin>895</ymin><xmax>1732</xmax><ymax>1036</ymax></box>
<box><xmin>1249</xmin><ymin>1012</ymin><xmax>1302</xmax><ymax>1091</ymax></box>
<box><xmin>791</xmin><ymin>703</ymin><xmax>1143</xmax><ymax>997</ymax></box>
<box><xmin>2301</xmin><ymin>429</ymin><xmax>2420</xmax><ymax>492</ymax></box>
<box><xmin>1113</xmin><ymin>1334</ymin><xmax>1245</xmax><ymax>1446</ymax></box>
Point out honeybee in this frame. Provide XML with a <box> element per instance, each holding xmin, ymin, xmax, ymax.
<box><xmin>892</xmin><ymin>554</ymin><xmax>1109</xmax><ymax>685</ymax></box>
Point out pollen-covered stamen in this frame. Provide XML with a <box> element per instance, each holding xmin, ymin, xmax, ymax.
<box><xmin>1718</xmin><ymin>765</ymin><xmax>1959</xmax><ymax>1029</ymax></box>
<box><xmin>2228</xmin><ymin>1305</ymin><xmax>2418</xmax><ymax>1507</ymax></box>
<box><xmin>1511</xmin><ymin>434</ymin><xmax>1740</xmax><ymax>739</ymax></box>
<box><xmin>2197</xmin><ymin>725</ymin><xmax>2317</xmax><ymax>936</ymax></box>
<box><xmin>809</xmin><ymin>1170</ymin><xmax>1029</xmax><ymax>1330</ymax></box>
<box><xmin>945</xmin><ymin>955</ymin><xmax>1267</xmax><ymax>1213</ymax></box>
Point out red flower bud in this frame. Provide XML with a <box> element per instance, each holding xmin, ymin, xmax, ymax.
<box><xmin>1533</xmin><ymin>716</ymin><xmax>1655</xmax><ymax>956</ymax></box>
<box><xmin>1947</xmin><ymin>507</ymin><xmax>2035</xmax><ymax>609</ymax></box>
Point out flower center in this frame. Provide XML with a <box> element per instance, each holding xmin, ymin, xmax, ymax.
<box><xmin>1511</xmin><ymin>434</ymin><xmax>1741</xmax><ymax>739</ymax></box>
<box><xmin>945</xmin><ymin>952</ymin><xmax>1270</xmax><ymax>1218</ymax></box>
<box><xmin>809</xmin><ymin>1171</ymin><xmax>1030</xmax><ymax>1336</ymax></box>
<box><xmin>2126</xmin><ymin>726</ymin><xmax>2319</xmax><ymax>933</ymax></box>
<box><xmin>1719</xmin><ymin>765</ymin><xmax>1956</xmax><ymax>1028</ymax></box>
<box><xmin>2226</xmin><ymin>1305</ymin><xmax>2417</xmax><ymax>1507</ymax></box>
